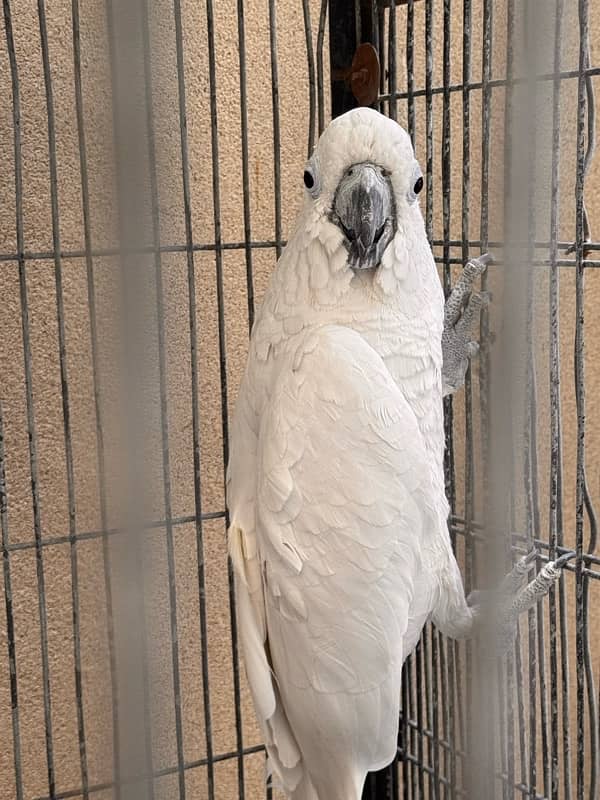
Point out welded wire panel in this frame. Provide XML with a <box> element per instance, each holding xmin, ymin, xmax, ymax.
<box><xmin>0</xmin><ymin>2</ymin><xmax>328</xmax><ymax>799</ymax></box>
<box><xmin>1</xmin><ymin>1</ymin><xmax>600</xmax><ymax>799</ymax></box>
<box><xmin>378</xmin><ymin>0</ymin><xmax>600</xmax><ymax>798</ymax></box>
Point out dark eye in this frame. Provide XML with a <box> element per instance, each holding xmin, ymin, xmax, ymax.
<box><xmin>303</xmin><ymin>170</ymin><xmax>315</xmax><ymax>189</ymax></box>
<box><xmin>413</xmin><ymin>176</ymin><xmax>423</xmax><ymax>195</ymax></box>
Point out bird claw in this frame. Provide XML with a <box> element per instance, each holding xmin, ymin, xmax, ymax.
<box><xmin>442</xmin><ymin>254</ymin><xmax>492</xmax><ymax>396</ymax></box>
<box><xmin>469</xmin><ymin>549</ymin><xmax>576</xmax><ymax>655</ymax></box>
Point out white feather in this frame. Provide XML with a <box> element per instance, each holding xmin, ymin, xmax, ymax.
<box><xmin>227</xmin><ymin>108</ymin><xmax>473</xmax><ymax>800</ymax></box>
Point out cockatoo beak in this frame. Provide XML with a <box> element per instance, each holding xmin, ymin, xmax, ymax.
<box><xmin>331</xmin><ymin>162</ymin><xmax>396</xmax><ymax>270</ymax></box>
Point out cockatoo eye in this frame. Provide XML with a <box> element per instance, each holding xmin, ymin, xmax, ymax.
<box><xmin>303</xmin><ymin>159</ymin><xmax>321</xmax><ymax>199</ymax></box>
<box><xmin>407</xmin><ymin>167</ymin><xmax>424</xmax><ymax>204</ymax></box>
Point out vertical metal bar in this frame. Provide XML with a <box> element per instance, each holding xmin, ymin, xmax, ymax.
<box><xmin>578</xmin><ymin>16</ymin><xmax>599</xmax><ymax>799</ymax></box>
<box><xmin>205</xmin><ymin>2</ymin><xmax>247</xmax><ymax>798</ymax></box>
<box><xmin>401</xmin><ymin>662</ymin><xmax>411</xmax><ymax>799</ymax></box>
<box><xmin>103</xmin><ymin>4</ymin><xmax>160</xmax><ymax>797</ymax></box>
<box><xmin>316</xmin><ymin>0</ymin><xmax>328</xmax><ymax>134</ymax></box>
<box><xmin>524</xmin><ymin>360</ymin><xmax>539</xmax><ymax>798</ymax></box>
<box><xmin>353</xmin><ymin>0</ymin><xmax>362</xmax><ymax>55</ymax></box>
<box><xmin>139</xmin><ymin>1</ymin><xmax>180</xmax><ymax>795</ymax></box>
<box><xmin>377</xmin><ymin>4</ymin><xmax>385</xmax><ymax>115</ymax></box>
<box><xmin>460</xmin><ymin>0</ymin><xmax>472</xmax><ymax>573</ymax></box>
<box><xmin>437</xmin><ymin>630</ymin><xmax>449</xmax><ymax>800</ymax></box>
<box><xmin>505</xmin><ymin>649</ymin><xmax>516</xmax><ymax>798</ymax></box>
<box><xmin>0</xmin><ymin>403</ymin><xmax>24</xmax><ymax>800</ymax></box>
<box><xmin>406</xmin><ymin>0</ymin><xmax>415</xmax><ymax>144</ymax></box>
<box><xmin>441</xmin><ymin>0</ymin><xmax>451</xmax><ymax>290</ymax></box>
<box><xmin>438</xmin><ymin>11</ymin><xmax>457</xmax><ymax>791</ymax></box>
<box><xmin>236</xmin><ymin>0</ymin><xmax>255</xmax><ymax>332</ymax></box>
<box><xmin>408</xmin><ymin>656</ymin><xmax>417</xmax><ymax>799</ymax></box>
<box><xmin>415</xmin><ymin>641</ymin><xmax>425</xmax><ymax>799</ymax></box>
<box><xmin>171</xmin><ymin>1</ymin><xmax>215</xmax><ymax>796</ymax></box>
<box><xmin>36</xmin><ymin>1</ymin><xmax>89</xmax><ymax>795</ymax></box>
<box><xmin>515</xmin><ymin>634</ymin><xmax>528</xmax><ymax>796</ymax></box>
<box><xmin>372</xmin><ymin>0</ymin><xmax>380</xmax><ymax>110</ymax></box>
<box><xmin>441</xmin><ymin>0</ymin><xmax>454</xmax><ymax>513</ymax></box>
<box><xmin>442</xmin><ymin>7</ymin><xmax>465</xmax><ymax>786</ymax></box>
<box><xmin>268</xmin><ymin>0</ymin><xmax>283</xmax><ymax>260</ymax></box>
<box><xmin>580</xmin><ymin>9</ymin><xmax>599</xmax><ymax>794</ymax></box>
<box><xmin>302</xmin><ymin>0</ymin><xmax>317</xmax><ymax>156</ymax></box>
<box><xmin>387</xmin><ymin>4</ymin><xmax>397</xmax><ymax>121</ymax></box>
<box><xmin>532</xmin><ymin>376</ymin><xmax>550</xmax><ymax>799</ymax></box>
<box><xmin>479</xmin><ymin>0</ymin><xmax>492</xmax><ymax>527</ymax></box>
<box><xmin>430</xmin><ymin>632</ymin><xmax>440</xmax><ymax>799</ymax></box>
<box><xmin>548</xmin><ymin>1</ymin><xmax>566</xmax><ymax>791</ymax></box>
<box><xmin>502</xmin><ymin>0</ymin><xmax>516</xmax><ymax>794</ymax></box>
<box><xmin>70</xmin><ymin>2</ymin><xmax>121</xmax><ymax>794</ymax></box>
<box><xmin>424</xmin><ymin>0</ymin><xmax>433</xmax><ymax>241</ymax></box>
<box><xmin>497</xmin><ymin>657</ymin><xmax>509</xmax><ymax>800</ymax></box>
<box><xmin>521</xmin><ymin>4</ymin><xmax>538</xmax><ymax>796</ymax></box>
<box><xmin>3</xmin><ymin>4</ymin><xmax>56</xmax><ymax>797</ymax></box>
<box><xmin>479</xmin><ymin>0</ymin><xmax>492</xmax><ymax>254</ymax></box>
<box><xmin>457</xmin><ymin>2</ymin><xmax>472</xmax><ymax>796</ymax></box>
<box><xmin>574</xmin><ymin>0</ymin><xmax>588</xmax><ymax>796</ymax></box>
<box><xmin>424</xmin><ymin>630</ymin><xmax>434</xmax><ymax>798</ymax></box>
<box><xmin>521</xmin><ymin>2</ymin><xmax>552</xmax><ymax>767</ymax></box>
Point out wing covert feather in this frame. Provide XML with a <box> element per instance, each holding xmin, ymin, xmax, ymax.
<box><xmin>229</xmin><ymin>324</ymin><xmax>441</xmax><ymax>793</ymax></box>
<box><xmin>257</xmin><ymin>325</ymin><xmax>438</xmax><ymax>699</ymax></box>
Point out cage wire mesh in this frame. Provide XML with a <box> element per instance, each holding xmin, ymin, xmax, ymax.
<box><xmin>1</xmin><ymin>0</ymin><xmax>600</xmax><ymax>799</ymax></box>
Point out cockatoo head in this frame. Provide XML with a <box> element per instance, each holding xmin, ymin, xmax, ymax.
<box><xmin>299</xmin><ymin>107</ymin><xmax>430</xmax><ymax>298</ymax></box>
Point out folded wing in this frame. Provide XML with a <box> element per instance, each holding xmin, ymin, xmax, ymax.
<box><xmin>229</xmin><ymin>324</ymin><xmax>440</xmax><ymax>798</ymax></box>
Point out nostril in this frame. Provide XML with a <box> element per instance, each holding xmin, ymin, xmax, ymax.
<box><xmin>373</xmin><ymin>223</ymin><xmax>386</xmax><ymax>244</ymax></box>
<box><xmin>341</xmin><ymin>221</ymin><xmax>356</xmax><ymax>242</ymax></box>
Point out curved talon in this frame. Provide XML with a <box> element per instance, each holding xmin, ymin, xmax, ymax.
<box><xmin>507</xmin><ymin>551</ymin><xmax>574</xmax><ymax>618</ymax></box>
<box><xmin>466</xmin><ymin>253</ymin><xmax>493</xmax><ymax>274</ymax></box>
<box><xmin>507</xmin><ymin>547</ymin><xmax>536</xmax><ymax>575</ymax></box>
<box><xmin>551</xmin><ymin>550</ymin><xmax>577</xmax><ymax>569</ymax></box>
<box><xmin>475</xmin><ymin>252</ymin><xmax>493</xmax><ymax>267</ymax></box>
<box><xmin>479</xmin><ymin>546</ymin><xmax>574</xmax><ymax>657</ymax></box>
<box><xmin>498</xmin><ymin>549</ymin><xmax>537</xmax><ymax>596</ymax></box>
<box><xmin>520</xmin><ymin>549</ymin><xmax>538</xmax><ymax>568</ymax></box>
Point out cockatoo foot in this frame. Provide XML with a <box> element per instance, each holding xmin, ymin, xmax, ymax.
<box><xmin>442</xmin><ymin>253</ymin><xmax>492</xmax><ymax>396</ymax></box>
<box><xmin>467</xmin><ymin>549</ymin><xmax>576</xmax><ymax>655</ymax></box>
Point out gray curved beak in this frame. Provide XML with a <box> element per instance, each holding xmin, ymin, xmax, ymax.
<box><xmin>331</xmin><ymin>162</ymin><xmax>395</xmax><ymax>270</ymax></box>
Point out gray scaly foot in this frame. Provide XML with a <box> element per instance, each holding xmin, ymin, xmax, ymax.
<box><xmin>442</xmin><ymin>253</ymin><xmax>492</xmax><ymax>396</ymax></box>
<box><xmin>468</xmin><ymin>549</ymin><xmax>576</xmax><ymax>655</ymax></box>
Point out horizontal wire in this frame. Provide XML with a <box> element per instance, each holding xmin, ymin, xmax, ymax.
<box><xmin>448</xmin><ymin>521</ymin><xmax>600</xmax><ymax>578</ymax></box>
<box><xmin>2</xmin><ymin>239</ymin><xmax>600</xmax><ymax>266</ymax></box>
<box><xmin>6</xmin><ymin>511</ymin><xmax>600</xmax><ymax>574</ymax></box>
<box><xmin>32</xmin><ymin>744</ymin><xmax>268</xmax><ymax>800</ymax></box>
<box><xmin>0</xmin><ymin>240</ymin><xmax>282</xmax><ymax>263</ymax></box>
<box><xmin>5</xmin><ymin>510</ymin><xmax>226</xmax><ymax>552</ymax></box>
<box><xmin>397</xmin><ymin>751</ymin><xmax>550</xmax><ymax>800</ymax></box>
<box><xmin>378</xmin><ymin>64</ymin><xmax>600</xmax><ymax>102</ymax></box>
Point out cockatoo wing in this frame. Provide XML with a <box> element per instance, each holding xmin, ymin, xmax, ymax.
<box><xmin>229</xmin><ymin>324</ymin><xmax>440</xmax><ymax>800</ymax></box>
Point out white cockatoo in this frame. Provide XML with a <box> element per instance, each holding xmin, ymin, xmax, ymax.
<box><xmin>227</xmin><ymin>108</ymin><xmax>569</xmax><ymax>800</ymax></box>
